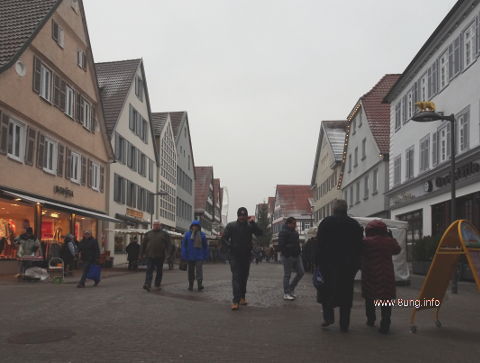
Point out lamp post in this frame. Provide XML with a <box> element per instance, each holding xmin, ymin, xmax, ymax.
<box><xmin>412</xmin><ymin>104</ymin><xmax>458</xmax><ymax>293</ymax></box>
<box><xmin>150</xmin><ymin>191</ymin><xmax>168</xmax><ymax>228</ymax></box>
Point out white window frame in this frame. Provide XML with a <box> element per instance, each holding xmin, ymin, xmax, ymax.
<box><xmin>420</xmin><ymin>73</ymin><xmax>428</xmax><ymax>101</ymax></box>
<box><xmin>91</xmin><ymin>162</ymin><xmax>100</xmax><ymax>191</ymax></box>
<box><xmin>458</xmin><ymin>111</ymin><xmax>470</xmax><ymax>152</ymax></box>
<box><xmin>439</xmin><ymin>125</ymin><xmax>449</xmax><ymax>163</ymax></box>
<box><xmin>43</xmin><ymin>138</ymin><xmax>57</xmax><ymax>175</ymax></box>
<box><xmin>7</xmin><ymin>118</ymin><xmax>25</xmax><ymax>162</ymax></box>
<box><xmin>419</xmin><ymin>135</ymin><xmax>430</xmax><ymax>172</ymax></box>
<box><xmin>439</xmin><ymin>51</ymin><xmax>449</xmax><ymax>90</ymax></box>
<box><xmin>70</xmin><ymin>152</ymin><xmax>81</xmax><ymax>184</ymax></box>
<box><xmin>77</xmin><ymin>49</ymin><xmax>86</xmax><ymax>70</ymax></box>
<box><xmin>464</xmin><ymin>22</ymin><xmax>476</xmax><ymax>69</ymax></box>
<box><xmin>65</xmin><ymin>85</ymin><xmax>75</xmax><ymax>118</ymax></box>
<box><xmin>407</xmin><ymin>90</ymin><xmax>414</xmax><ymax>119</ymax></box>
<box><xmin>40</xmin><ymin>64</ymin><xmax>52</xmax><ymax>101</ymax></box>
<box><xmin>81</xmin><ymin>98</ymin><xmax>91</xmax><ymax>130</ymax></box>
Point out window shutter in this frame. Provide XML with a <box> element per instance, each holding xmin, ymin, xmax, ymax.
<box><xmin>432</xmin><ymin>131</ymin><xmax>438</xmax><ymax>166</ymax></box>
<box><xmin>427</xmin><ymin>67</ymin><xmax>432</xmax><ymax>99</ymax></box>
<box><xmin>33</xmin><ymin>57</ymin><xmax>41</xmax><ymax>94</ymax></box>
<box><xmin>57</xmin><ymin>144</ymin><xmax>64</xmax><ymax>177</ymax></box>
<box><xmin>81</xmin><ymin>156</ymin><xmax>86</xmax><ymax>185</ymax></box>
<box><xmin>25</xmin><ymin>127</ymin><xmax>37</xmax><ymax>165</ymax></box>
<box><xmin>52</xmin><ymin>20</ymin><xmax>59</xmax><ymax>42</ymax></box>
<box><xmin>91</xmin><ymin>105</ymin><xmax>96</xmax><ymax>133</ymax></box>
<box><xmin>100</xmin><ymin>166</ymin><xmax>105</xmax><ymax>193</ymax></box>
<box><xmin>459</xmin><ymin>34</ymin><xmax>464</xmax><ymax>72</ymax></box>
<box><xmin>87</xmin><ymin>159</ymin><xmax>93</xmax><ymax>188</ymax></box>
<box><xmin>74</xmin><ymin>91</ymin><xmax>80</xmax><ymax>122</ymax></box>
<box><xmin>121</xmin><ymin>178</ymin><xmax>126</xmax><ymax>204</ymax></box>
<box><xmin>0</xmin><ymin>111</ymin><xmax>9</xmax><ymax>155</ymax></box>
<box><xmin>53</xmin><ymin>74</ymin><xmax>60</xmax><ymax>107</ymax></box>
<box><xmin>447</xmin><ymin>124</ymin><xmax>451</xmax><ymax>158</ymax></box>
<box><xmin>82</xmin><ymin>51</ymin><xmax>87</xmax><ymax>71</ymax></box>
<box><xmin>59</xmin><ymin>79</ymin><xmax>66</xmax><ymax>111</ymax></box>
<box><xmin>402</xmin><ymin>95</ymin><xmax>407</xmax><ymax>123</ymax></box>
<box><xmin>65</xmin><ymin>148</ymin><xmax>71</xmax><ymax>179</ymax></box>
<box><xmin>476</xmin><ymin>16</ymin><xmax>480</xmax><ymax>55</ymax></box>
<box><xmin>79</xmin><ymin>97</ymin><xmax>84</xmax><ymax>124</ymax></box>
<box><xmin>36</xmin><ymin>133</ymin><xmax>45</xmax><ymax>169</ymax></box>
<box><xmin>115</xmin><ymin>133</ymin><xmax>120</xmax><ymax>160</ymax></box>
<box><xmin>448</xmin><ymin>44</ymin><xmax>454</xmax><ymax>80</ymax></box>
<box><xmin>432</xmin><ymin>60</ymin><xmax>439</xmax><ymax>95</ymax></box>
<box><xmin>129</xmin><ymin>105</ymin><xmax>135</xmax><ymax>131</ymax></box>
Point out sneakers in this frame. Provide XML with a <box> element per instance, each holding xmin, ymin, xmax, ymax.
<box><xmin>283</xmin><ymin>293</ymin><xmax>295</xmax><ymax>301</ymax></box>
<box><xmin>239</xmin><ymin>298</ymin><xmax>248</xmax><ymax>306</ymax></box>
<box><xmin>231</xmin><ymin>303</ymin><xmax>239</xmax><ymax>311</ymax></box>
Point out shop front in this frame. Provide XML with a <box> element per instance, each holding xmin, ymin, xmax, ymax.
<box><xmin>0</xmin><ymin>189</ymin><xmax>118</xmax><ymax>274</ymax></box>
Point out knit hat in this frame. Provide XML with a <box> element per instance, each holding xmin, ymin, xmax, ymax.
<box><xmin>365</xmin><ymin>220</ymin><xmax>388</xmax><ymax>236</ymax></box>
<box><xmin>237</xmin><ymin>207</ymin><xmax>248</xmax><ymax>216</ymax></box>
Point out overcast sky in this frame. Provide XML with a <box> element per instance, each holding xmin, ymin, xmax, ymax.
<box><xmin>84</xmin><ymin>0</ymin><xmax>456</xmax><ymax>222</ymax></box>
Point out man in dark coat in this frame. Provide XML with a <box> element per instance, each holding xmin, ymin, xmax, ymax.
<box><xmin>77</xmin><ymin>231</ymin><xmax>100</xmax><ymax>288</ymax></box>
<box><xmin>126</xmin><ymin>236</ymin><xmax>140</xmax><ymax>271</ymax></box>
<box><xmin>315</xmin><ymin>199</ymin><xmax>363</xmax><ymax>332</ymax></box>
<box><xmin>362</xmin><ymin>220</ymin><xmax>401</xmax><ymax>334</ymax></box>
<box><xmin>221</xmin><ymin>207</ymin><xmax>263</xmax><ymax>310</ymax></box>
<box><xmin>141</xmin><ymin>221</ymin><xmax>171</xmax><ymax>292</ymax></box>
<box><xmin>279</xmin><ymin>217</ymin><xmax>304</xmax><ymax>300</ymax></box>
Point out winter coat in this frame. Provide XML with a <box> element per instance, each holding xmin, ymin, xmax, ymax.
<box><xmin>141</xmin><ymin>229</ymin><xmax>171</xmax><ymax>259</ymax></box>
<box><xmin>278</xmin><ymin>224</ymin><xmax>301</xmax><ymax>257</ymax></box>
<box><xmin>78</xmin><ymin>237</ymin><xmax>100</xmax><ymax>263</ymax></box>
<box><xmin>361</xmin><ymin>234</ymin><xmax>401</xmax><ymax>300</ymax></box>
<box><xmin>221</xmin><ymin>220</ymin><xmax>263</xmax><ymax>260</ymax></box>
<box><xmin>126</xmin><ymin>241</ymin><xmax>140</xmax><ymax>261</ymax></box>
<box><xmin>16</xmin><ymin>233</ymin><xmax>40</xmax><ymax>258</ymax></box>
<box><xmin>181</xmin><ymin>230</ymin><xmax>208</xmax><ymax>261</ymax></box>
<box><xmin>315</xmin><ymin>215</ymin><xmax>363</xmax><ymax>308</ymax></box>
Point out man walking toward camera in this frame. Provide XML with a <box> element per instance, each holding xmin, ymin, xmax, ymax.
<box><xmin>77</xmin><ymin>231</ymin><xmax>100</xmax><ymax>288</ymax></box>
<box><xmin>279</xmin><ymin>217</ymin><xmax>304</xmax><ymax>301</ymax></box>
<box><xmin>222</xmin><ymin>207</ymin><xmax>263</xmax><ymax>311</ymax></box>
<box><xmin>141</xmin><ymin>221</ymin><xmax>171</xmax><ymax>292</ymax></box>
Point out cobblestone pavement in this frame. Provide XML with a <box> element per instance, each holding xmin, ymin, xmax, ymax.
<box><xmin>0</xmin><ymin>263</ymin><xmax>479</xmax><ymax>363</ymax></box>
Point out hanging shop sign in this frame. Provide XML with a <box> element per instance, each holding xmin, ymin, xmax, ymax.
<box><xmin>126</xmin><ymin>208</ymin><xmax>144</xmax><ymax>219</ymax></box>
<box><xmin>54</xmin><ymin>186</ymin><xmax>74</xmax><ymax>198</ymax></box>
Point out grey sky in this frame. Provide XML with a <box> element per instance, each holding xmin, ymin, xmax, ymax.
<box><xmin>84</xmin><ymin>0</ymin><xmax>456</xmax><ymax>222</ymax></box>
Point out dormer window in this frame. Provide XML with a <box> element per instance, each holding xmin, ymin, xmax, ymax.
<box><xmin>52</xmin><ymin>20</ymin><xmax>64</xmax><ymax>48</ymax></box>
<box><xmin>135</xmin><ymin>76</ymin><xmax>144</xmax><ymax>101</ymax></box>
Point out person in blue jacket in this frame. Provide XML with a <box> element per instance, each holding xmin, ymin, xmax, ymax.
<box><xmin>181</xmin><ymin>220</ymin><xmax>209</xmax><ymax>291</ymax></box>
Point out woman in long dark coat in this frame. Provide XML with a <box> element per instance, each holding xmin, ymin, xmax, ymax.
<box><xmin>315</xmin><ymin>200</ymin><xmax>363</xmax><ymax>332</ymax></box>
<box><xmin>361</xmin><ymin>220</ymin><xmax>401</xmax><ymax>334</ymax></box>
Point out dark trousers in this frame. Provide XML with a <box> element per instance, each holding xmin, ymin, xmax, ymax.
<box><xmin>144</xmin><ymin>257</ymin><xmax>164</xmax><ymax>287</ymax></box>
<box><xmin>79</xmin><ymin>262</ymin><xmax>95</xmax><ymax>285</ymax></box>
<box><xmin>230</xmin><ymin>258</ymin><xmax>250</xmax><ymax>303</ymax></box>
<box><xmin>128</xmin><ymin>260</ymin><xmax>138</xmax><ymax>271</ymax></box>
<box><xmin>322</xmin><ymin>303</ymin><xmax>351</xmax><ymax>330</ymax></box>
<box><xmin>187</xmin><ymin>261</ymin><xmax>203</xmax><ymax>282</ymax></box>
<box><xmin>365</xmin><ymin>299</ymin><xmax>392</xmax><ymax>328</ymax></box>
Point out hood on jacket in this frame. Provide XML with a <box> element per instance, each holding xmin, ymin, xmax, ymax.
<box><xmin>190</xmin><ymin>220</ymin><xmax>202</xmax><ymax>230</ymax></box>
<box><xmin>365</xmin><ymin>220</ymin><xmax>388</xmax><ymax>237</ymax></box>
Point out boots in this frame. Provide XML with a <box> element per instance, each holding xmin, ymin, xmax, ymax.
<box><xmin>188</xmin><ymin>280</ymin><xmax>194</xmax><ymax>291</ymax></box>
<box><xmin>197</xmin><ymin>279</ymin><xmax>204</xmax><ymax>291</ymax></box>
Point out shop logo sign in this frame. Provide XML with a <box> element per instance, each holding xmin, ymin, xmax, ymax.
<box><xmin>54</xmin><ymin>186</ymin><xmax>74</xmax><ymax>197</ymax></box>
<box><xmin>435</xmin><ymin>162</ymin><xmax>480</xmax><ymax>188</ymax></box>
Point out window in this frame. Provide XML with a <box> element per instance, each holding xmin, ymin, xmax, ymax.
<box><xmin>127</xmin><ymin>181</ymin><xmax>136</xmax><ymax>208</ymax></box>
<box><xmin>358</xmin><ymin>112</ymin><xmax>362</xmax><ymax>128</ymax></box>
<box><xmin>142</xmin><ymin>119</ymin><xmax>148</xmax><ymax>143</ymax></box>
<box><xmin>77</xmin><ymin>50</ymin><xmax>86</xmax><ymax>70</ymax></box>
<box><xmin>127</xmin><ymin>144</ymin><xmax>137</xmax><ymax>170</ymax></box>
<box><xmin>373</xmin><ymin>168</ymin><xmax>378</xmax><ymax>194</ymax></box>
<box><xmin>348</xmin><ymin>154</ymin><xmax>352</xmax><ymax>173</ymax></box>
<box><xmin>91</xmin><ymin>162</ymin><xmax>100</xmax><ymax>191</ymax></box>
<box><xmin>44</xmin><ymin>138</ymin><xmax>57</xmax><ymax>174</ymax></box>
<box><xmin>407</xmin><ymin>90</ymin><xmax>413</xmax><ymax>120</ymax></box>
<box><xmin>393</xmin><ymin>156</ymin><xmax>401</xmax><ymax>186</ymax></box>
<box><xmin>402</xmin><ymin>95</ymin><xmax>408</xmax><ymax>124</ymax></box>
<box><xmin>449</xmin><ymin>35</ymin><xmax>463</xmax><ymax>78</ymax></box>
<box><xmin>138</xmin><ymin>153</ymin><xmax>147</xmax><ymax>177</ymax></box>
<box><xmin>355</xmin><ymin>182</ymin><xmax>360</xmax><ymax>204</ymax></box>
<box><xmin>80</xmin><ymin>97</ymin><xmax>91</xmax><ymax>129</ymax></box>
<box><xmin>115</xmin><ymin>133</ymin><xmax>126</xmax><ymax>164</ymax></box>
<box><xmin>361</xmin><ymin>138</ymin><xmax>366</xmax><ymax>160</ymax></box>
<box><xmin>439</xmin><ymin>51</ymin><xmax>449</xmax><ymax>90</ymax></box>
<box><xmin>135</xmin><ymin>76</ymin><xmax>144</xmax><ymax>102</ymax></box>
<box><xmin>352</xmin><ymin>119</ymin><xmax>356</xmax><ymax>135</ymax></box>
<box><xmin>188</xmin><ymin>155</ymin><xmax>191</xmax><ymax>170</ymax></box>
<box><xmin>406</xmin><ymin>146</ymin><xmax>414</xmax><ymax>180</ymax></box>
<box><xmin>137</xmin><ymin>188</ymin><xmax>145</xmax><ymax>211</ymax></box>
<box><xmin>114</xmin><ymin>174</ymin><xmax>126</xmax><ymax>204</ymax></box>
<box><xmin>438</xmin><ymin>124</ymin><xmax>450</xmax><ymax>163</ymax></box>
<box><xmin>458</xmin><ymin>109</ymin><xmax>470</xmax><ymax>152</ymax></box>
<box><xmin>364</xmin><ymin>175</ymin><xmax>369</xmax><ymax>200</ymax></box>
<box><xmin>427</xmin><ymin>61</ymin><xmax>439</xmax><ymax>98</ymax></box>
<box><xmin>70</xmin><ymin>152</ymin><xmax>81</xmax><ymax>183</ymax></box>
<box><xmin>7</xmin><ymin>119</ymin><xmax>25</xmax><ymax>162</ymax></box>
<box><xmin>40</xmin><ymin>64</ymin><xmax>52</xmax><ymax>101</ymax></box>
<box><xmin>65</xmin><ymin>86</ymin><xmax>75</xmax><ymax>118</ymax></box>
<box><xmin>149</xmin><ymin>159</ymin><xmax>154</xmax><ymax>182</ymax></box>
<box><xmin>354</xmin><ymin>147</ymin><xmax>358</xmax><ymax>167</ymax></box>
<box><xmin>419</xmin><ymin>135</ymin><xmax>430</xmax><ymax>172</ymax></box>
<box><xmin>395</xmin><ymin>103</ymin><xmax>401</xmax><ymax>131</ymax></box>
<box><xmin>52</xmin><ymin>20</ymin><xmax>64</xmax><ymax>48</ymax></box>
<box><xmin>420</xmin><ymin>73</ymin><xmax>427</xmax><ymax>101</ymax></box>
<box><xmin>464</xmin><ymin>22</ymin><xmax>477</xmax><ymax>68</ymax></box>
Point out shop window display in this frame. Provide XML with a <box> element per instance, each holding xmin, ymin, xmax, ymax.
<box><xmin>41</xmin><ymin>209</ymin><xmax>71</xmax><ymax>259</ymax></box>
<box><xmin>75</xmin><ymin>216</ymin><xmax>97</xmax><ymax>241</ymax></box>
<box><xmin>0</xmin><ymin>199</ymin><xmax>34</xmax><ymax>259</ymax></box>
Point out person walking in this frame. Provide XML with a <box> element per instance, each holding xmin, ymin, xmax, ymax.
<box><xmin>77</xmin><ymin>231</ymin><xmax>100</xmax><ymax>288</ymax></box>
<box><xmin>279</xmin><ymin>217</ymin><xmax>304</xmax><ymax>301</ymax></box>
<box><xmin>181</xmin><ymin>220</ymin><xmax>208</xmax><ymax>291</ymax></box>
<box><xmin>141</xmin><ymin>221</ymin><xmax>171</xmax><ymax>292</ymax></box>
<box><xmin>221</xmin><ymin>207</ymin><xmax>263</xmax><ymax>311</ymax></box>
<box><xmin>315</xmin><ymin>199</ymin><xmax>363</xmax><ymax>332</ymax></box>
<box><xmin>361</xmin><ymin>220</ymin><xmax>401</xmax><ymax>334</ymax></box>
<box><xmin>126</xmin><ymin>236</ymin><xmax>140</xmax><ymax>271</ymax></box>
<box><xmin>61</xmin><ymin>234</ymin><xmax>77</xmax><ymax>275</ymax></box>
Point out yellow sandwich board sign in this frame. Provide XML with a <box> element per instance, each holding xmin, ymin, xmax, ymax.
<box><xmin>410</xmin><ymin>220</ymin><xmax>480</xmax><ymax>333</ymax></box>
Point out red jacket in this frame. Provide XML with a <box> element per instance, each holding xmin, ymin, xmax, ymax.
<box><xmin>361</xmin><ymin>235</ymin><xmax>401</xmax><ymax>300</ymax></box>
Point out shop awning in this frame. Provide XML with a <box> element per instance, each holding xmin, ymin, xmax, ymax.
<box><xmin>1</xmin><ymin>190</ymin><xmax>120</xmax><ymax>223</ymax></box>
<box><xmin>115</xmin><ymin>213</ymin><xmax>150</xmax><ymax>227</ymax></box>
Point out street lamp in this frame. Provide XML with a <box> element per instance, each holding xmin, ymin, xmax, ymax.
<box><xmin>150</xmin><ymin>191</ymin><xmax>168</xmax><ymax>228</ymax></box>
<box><xmin>412</xmin><ymin>102</ymin><xmax>458</xmax><ymax>293</ymax></box>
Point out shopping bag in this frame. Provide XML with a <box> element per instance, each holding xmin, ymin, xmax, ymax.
<box><xmin>86</xmin><ymin>264</ymin><xmax>101</xmax><ymax>281</ymax></box>
<box><xmin>312</xmin><ymin>267</ymin><xmax>324</xmax><ymax>289</ymax></box>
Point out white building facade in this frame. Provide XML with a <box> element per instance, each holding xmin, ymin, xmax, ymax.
<box><xmin>385</xmin><ymin>0</ymin><xmax>480</xmax><ymax>240</ymax></box>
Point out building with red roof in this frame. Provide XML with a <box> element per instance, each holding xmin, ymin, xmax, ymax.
<box><xmin>194</xmin><ymin>166</ymin><xmax>214</xmax><ymax>236</ymax></box>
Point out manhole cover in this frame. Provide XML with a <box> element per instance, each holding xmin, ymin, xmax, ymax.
<box><xmin>8</xmin><ymin>329</ymin><xmax>75</xmax><ymax>344</ymax></box>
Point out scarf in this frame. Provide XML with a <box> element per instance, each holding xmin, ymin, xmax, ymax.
<box><xmin>192</xmin><ymin>231</ymin><xmax>202</xmax><ymax>248</ymax></box>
